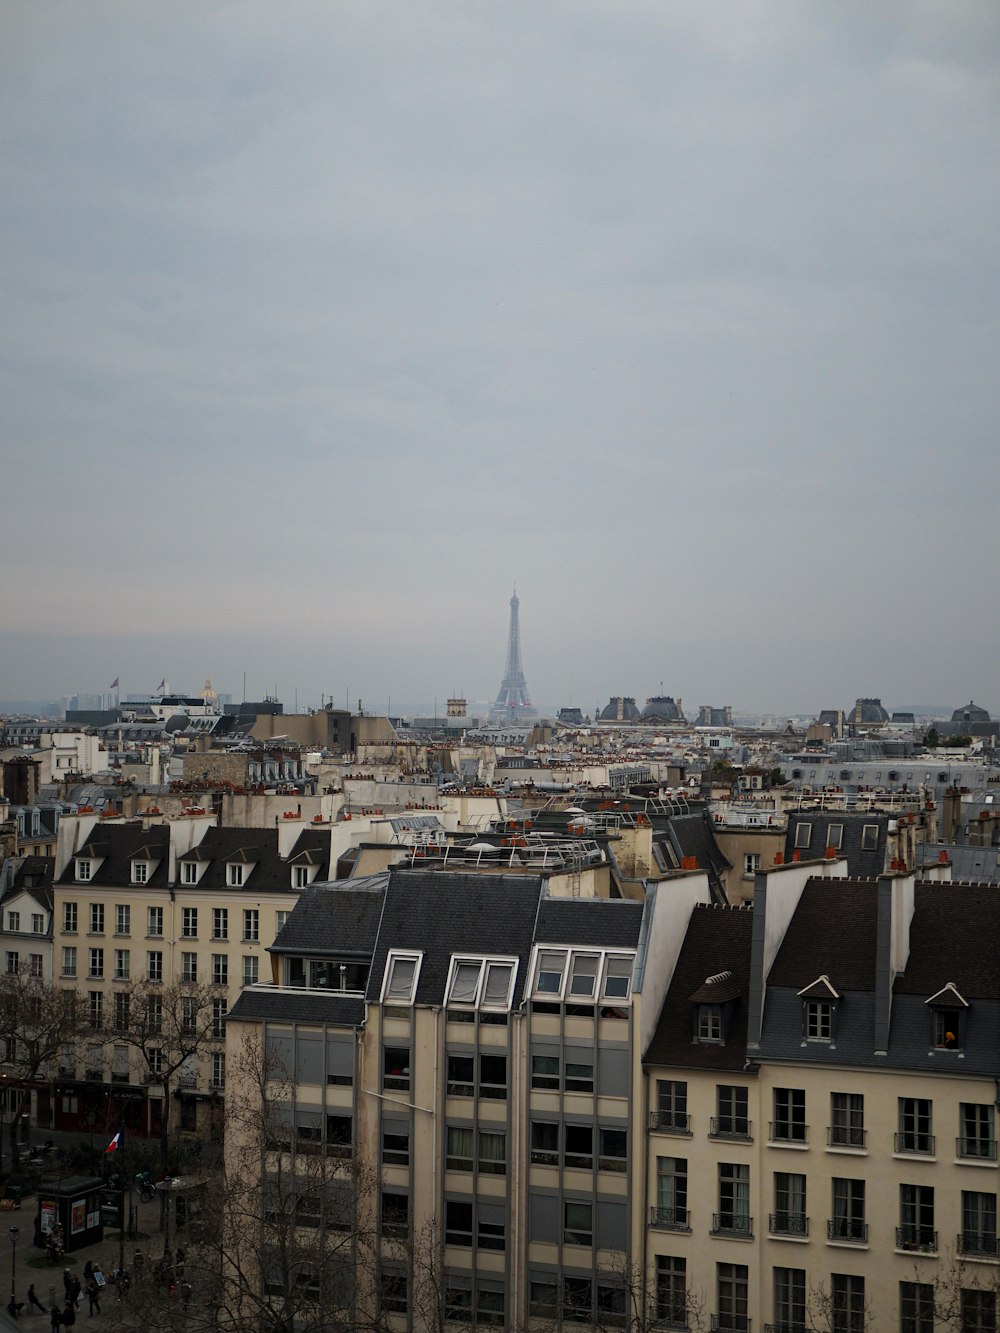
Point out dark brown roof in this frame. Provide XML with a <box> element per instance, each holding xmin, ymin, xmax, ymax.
<box><xmin>895</xmin><ymin>883</ymin><xmax>1000</xmax><ymax>998</ymax></box>
<box><xmin>56</xmin><ymin>825</ymin><xmax>170</xmax><ymax>888</ymax></box>
<box><xmin>766</xmin><ymin>879</ymin><xmax>878</xmax><ymax>991</ymax></box>
<box><xmin>643</xmin><ymin>905</ymin><xmax>754</xmax><ymax>1070</ymax></box>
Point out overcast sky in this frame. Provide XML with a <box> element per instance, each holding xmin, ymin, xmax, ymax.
<box><xmin>2</xmin><ymin>1</ymin><xmax>998</xmax><ymax>716</ymax></box>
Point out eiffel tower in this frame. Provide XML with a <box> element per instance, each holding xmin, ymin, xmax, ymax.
<box><xmin>489</xmin><ymin>590</ymin><xmax>537</xmax><ymax>722</ymax></box>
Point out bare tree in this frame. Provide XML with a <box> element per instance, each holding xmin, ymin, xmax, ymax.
<box><xmin>113</xmin><ymin>978</ymin><xmax>220</xmax><ymax>1171</ymax></box>
<box><xmin>922</xmin><ymin>1249</ymin><xmax>1000</xmax><ymax>1332</ymax></box>
<box><xmin>0</xmin><ymin>971</ymin><xmax>85</xmax><ymax>1166</ymax></box>
<box><xmin>808</xmin><ymin>1278</ymin><xmax>877</xmax><ymax>1333</ymax></box>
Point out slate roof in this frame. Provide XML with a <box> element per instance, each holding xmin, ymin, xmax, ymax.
<box><xmin>269</xmin><ymin>876</ymin><xmax>389</xmax><ymax>957</ymax></box>
<box><xmin>368</xmin><ymin>870</ymin><xmax>545</xmax><ymax>1007</ymax></box>
<box><xmin>895</xmin><ymin>883</ymin><xmax>1000</xmax><ymax>998</ymax></box>
<box><xmin>643</xmin><ymin>905</ymin><xmax>754</xmax><ymax>1070</ymax></box>
<box><xmin>534</xmin><ymin>896</ymin><xmax>644</xmax><ymax>950</ymax></box>
<box><xmin>766</xmin><ymin>879</ymin><xmax>879</xmax><ymax>992</ymax></box>
<box><xmin>227</xmin><ymin>987</ymin><xmax>365</xmax><ymax>1027</ymax></box>
<box><xmin>784</xmin><ymin>813</ymin><xmax>886</xmax><ymax>878</ymax></box>
<box><xmin>662</xmin><ymin>813</ymin><xmax>730</xmax><ymax>903</ymax></box>
<box><xmin>56</xmin><ymin>825</ymin><xmax>171</xmax><ymax>888</ymax></box>
<box><xmin>4</xmin><ymin>857</ymin><xmax>55</xmax><ymax>909</ymax></box>
<box><xmin>178</xmin><ymin>826</ymin><xmax>330</xmax><ymax>892</ymax></box>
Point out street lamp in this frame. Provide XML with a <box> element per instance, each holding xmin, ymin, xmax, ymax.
<box><xmin>8</xmin><ymin>1225</ymin><xmax>19</xmax><ymax>1320</ymax></box>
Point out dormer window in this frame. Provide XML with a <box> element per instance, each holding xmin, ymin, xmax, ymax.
<box><xmin>76</xmin><ymin>859</ymin><xmax>92</xmax><ymax>883</ymax></box>
<box><xmin>181</xmin><ymin>861</ymin><xmax>201</xmax><ymax>886</ymax></box>
<box><xmin>698</xmin><ymin>1005</ymin><xmax>723</xmax><ymax>1043</ymax></box>
<box><xmin>227</xmin><ymin>864</ymin><xmax>245</xmax><ymax>887</ymax></box>
<box><xmin>794</xmin><ymin>823</ymin><xmax>812</xmax><ymax>850</ymax></box>
<box><xmin>798</xmin><ymin>975</ymin><xmax>840</xmax><ymax>1042</ymax></box>
<box><xmin>131</xmin><ymin>861</ymin><xmax>149</xmax><ymax>885</ymax></box>
<box><xmin>292</xmin><ymin>865</ymin><xmax>313</xmax><ymax>889</ymax></box>
<box><xmin>382</xmin><ymin>951</ymin><xmax>422</xmax><ymax>1005</ymax></box>
<box><xmin>927</xmin><ymin>982</ymin><xmax>969</xmax><ymax>1050</ymax></box>
<box><xmin>529</xmin><ymin>947</ymin><xmax>636</xmax><ymax>1007</ymax></box>
<box><xmin>445</xmin><ymin>957</ymin><xmax>518</xmax><ymax>1013</ymax></box>
<box><xmin>690</xmin><ymin>968</ymin><xmax>742</xmax><ymax>1045</ymax></box>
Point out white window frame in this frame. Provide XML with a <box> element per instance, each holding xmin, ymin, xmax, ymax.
<box><xmin>147</xmin><ymin>906</ymin><xmax>164</xmax><ymax>937</ymax></box>
<box><xmin>243</xmin><ymin>909</ymin><xmax>260</xmax><ymax>943</ymax></box>
<box><xmin>380</xmin><ymin>950</ymin><xmax>423</xmax><ymax>1005</ymax></box>
<box><xmin>31</xmin><ymin>914</ymin><xmax>45</xmax><ymax>935</ymax></box>
<box><xmin>794</xmin><ymin>823</ymin><xmax>812</xmax><ymax>850</ymax></box>
<box><xmin>75</xmin><ymin>860</ymin><xmax>92</xmax><ymax>883</ymax></box>
<box><xmin>292</xmin><ymin>865</ymin><xmax>311</xmax><ymax>889</ymax></box>
<box><xmin>445</xmin><ymin>956</ymin><xmax>519</xmax><ymax>1011</ymax></box>
<box><xmin>131</xmin><ymin>861</ymin><xmax>149</xmax><ymax>885</ymax></box>
<box><xmin>63</xmin><ymin>902</ymin><xmax>78</xmax><ymax>933</ymax></box>
<box><xmin>226</xmin><ymin>863</ymin><xmax>245</xmax><ymax>887</ymax></box>
<box><xmin>743</xmin><ymin>853</ymin><xmax>761</xmax><ymax>879</ymax></box>
<box><xmin>181</xmin><ymin>907</ymin><xmax>198</xmax><ymax>939</ymax></box>
<box><xmin>528</xmin><ymin>945</ymin><xmax>637</xmax><ymax>1005</ymax></box>
<box><xmin>181</xmin><ymin>862</ymin><xmax>200</xmax><ymax>885</ymax></box>
<box><xmin>5</xmin><ymin>913</ymin><xmax>19</xmax><ymax>933</ymax></box>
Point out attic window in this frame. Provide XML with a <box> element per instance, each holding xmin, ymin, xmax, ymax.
<box><xmin>529</xmin><ymin>947</ymin><xmax>636</xmax><ymax>1007</ymax></box>
<box><xmin>794</xmin><ymin>823</ymin><xmax>812</xmax><ymax>850</ymax></box>
<box><xmin>926</xmin><ymin>982</ymin><xmax>969</xmax><ymax>1051</ymax></box>
<box><xmin>861</xmin><ymin>825</ymin><xmax>879</xmax><ymax>851</ymax></box>
<box><xmin>445</xmin><ymin>957</ymin><xmax>518</xmax><ymax>1012</ymax></box>
<box><xmin>382</xmin><ymin>951</ymin><xmax>422</xmax><ymax>1005</ymax></box>
<box><xmin>75</xmin><ymin>859</ymin><xmax>92</xmax><ymax>883</ymax></box>
<box><xmin>227</xmin><ymin>864</ymin><xmax>245</xmax><ymax>887</ymax></box>
<box><xmin>697</xmin><ymin>1005</ymin><xmax>722</xmax><ymax>1043</ymax></box>
<box><xmin>797</xmin><ymin>975</ymin><xmax>840</xmax><ymax>1042</ymax></box>
<box><xmin>181</xmin><ymin>862</ymin><xmax>200</xmax><ymax>885</ymax></box>
<box><xmin>826</xmin><ymin>825</ymin><xmax>844</xmax><ymax>851</ymax></box>
<box><xmin>131</xmin><ymin>861</ymin><xmax>149</xmax><ymax>885</ymax></box>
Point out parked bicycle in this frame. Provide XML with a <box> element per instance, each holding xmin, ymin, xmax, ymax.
<box><xmin>134</xmin><ymin>1170</ymin><xmax>158</xmax><ymax>1202</ymax></box>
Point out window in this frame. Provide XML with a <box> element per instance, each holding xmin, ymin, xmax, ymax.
<box><xmin>113</xmin><ymin>992</ymin><xmax>130</xmax><ymax>1033</ymax></box>
<box><xmin>529</xmin><ymin>1277</ymin><xmax>558</xmax><ymax>1320</ymax></box>
<box><xmin>380</xmin><ymin>1269</ymin><xmax>407</xmax><ymax>1316</ymax></box>
<box><xmin>181</xmin><ymin>908</ymin><xmax>198</xmax><ymax>938</ymax></box>
<box><xmin>565</xmin><ymin>1053</ymin><xmax>594</xmax><ymax>1093</ymax></box>
<box><xmin>656</xmin><ymin>1256</ymin><xmax>687</xmax><ymax>1328</ymax></box>
<box><xmin>900</xmin><ymin>1281</ymin><xmax>935</xmax><ymax>1333</ymax></box>
<box><xmin>446</xmin><ymin>1126</ymin><xmax>473</xmax><ymax>1172</ymax></box>
<box><xmin>382</xmin><ymin>1122</ymin><xmax>409</xmax><ymax>1166</ymax></box>
<box><xmin>181</xmin><ymin>862</ymin><xmax>198</xmax><ymax>885</ymax></box>
<box><xmin>88</xmin><ymin>947</ymin><xmax>104</xmax><ymax>979</ymax></box>
<box><xmin>147</xmin><ymin>994</ymin><xmax>162</xmax><ymax>1033</ymax></box>
<box><xmin>61</xmin><ymin>947</ymin><xmax>76</xmax><ymax>978</ymax></box>
<box><xmin>447</xmin><ymin>1054</ymin><xmax>475</xmax><ymax>1096</ymax></box>
<box><xmin>211</xmin><ymin>1052</ymin><xmax>226</xmax><ymax>1089</ymax></box>
<box><xmin>932</xmin><ymin>1006</ymin><xmax>963</xmax><ymax>1049</ymax></box>
<box><xmin>147</xmin><ymin>906</ymin><xmax>163</xmax><ymax>937</ymax></box>
<box><xmin>654</xmin><ymin>1157</ymin><xmax>688</xmax><ymax>1229</ymax></box>
<box><xmin>697</xmin><ymin>1004</ymin><xmax>722</xmax><ymax>1043</ymax></box>
<box><xmin>714</xmin><ymin>1085</ymin><xmax>750</xmax><ymax>1139</ymax></box>
<box><xmin>830</xmin><ymin>1093</ymin><xmax>865</xmax><ymax>1148</ymax></box>
<box><xmin>275</xmin><ymin>910</ymin><xmax>289</xmax><ymax>933</ymax></box>
<box><xmin>861</xmin><ymin>824</ymin><xmax>879</xmax><ymax>851</ymax></box>
<box><xmin>716</xmin><ymin>1162</ymin><xmax>751</xmax><ymax>1236</ymax></box>
<box><xmin>89</xmin><ymin>991</ymin><xmax>103</xmax><ymax>1029</ymax></box>
<box><xmin>716</xmin><ymin>1262</ymin><xmax>749</xmax><ymax>1333</ymax></box>
<box><xmin>89</xmin><ymin>903</ymin><xmax>104</xmax><ymax>934</ymax></box>
<box><xmin>444</xmin><ymin>1199</ymin><xmax>472</xmax><ymax>1245</ymax></box>
<box><xmin>774</xmin><ymin>1267</ymin><xmax>806</xmax><ymax>1333</ymax></box>
<box><xmin>292</xmin><ymin>865</ymin><xmax>310</xmax><ymax>888</ymax></box>
<box><xmin>530</xmin><ymin>1120</ymin><xmax>558</xmax><ymax>1165</ymax></box>
<box><xmin>31</xmin><ymin>913</ymin><xmax>45</xmax><ymax>934</ymax></box>
<box><xmin>600</xmin><ymin>1126</ymin><xmax>627</xmax><ymax>1172</ymax></box>
<box><xmin>243</xmin><ymin>909</ymin><xmax>259</xmax><ymax>942</ymax></box>
<box><xmin>563</xmin><ymin>1200</ymin><xmax>593</xmax><ymax>1247</ymax></box>
<box><xmin>5</xmin><ymin>912</ymin><xmax>19</xmax><ymax>933</ymax></box>
<box><xmin>479</xmin><ymin>1130</ymin><xmax>506</xmax><ymax>1175</ymax></box>
<box><xmin>530</xmin><ymin>946</ymin><xmax>635</xmax><ymax>1005</ymax></box>
<box><xmin>75</xmin><ymin>860</ymin><xmax>91</xmax><ymax>883</ymax></box>
<box><xmin>960</xmin><ymin>1191</ymin><xmax>998</xmax><ymax>1258</ymax></box>
<box><xmin>180</xmin><ymin>997</ymin><xmax>198</xmax><ymax>1034</ymax></box>
<box><xmin>830</xmin><ymin>1178</ymin><xmax>867</xmax><ymax>1243</ymax></box>
<box><xmin>383</xmin><ymin>1047</ymin><xmax>409</xmax><ymax>1092</ymax></box>
<box><xmin>147</xmin><ymin>951</ymin><xmax>163</xmax><ymax>983</ymax></box>
<box><xmin>181</xmin><ymin>952</ymin><xmax>197</xmax><ymax>983</ymax></box>
<box><xmin>827</xmin><ymin>823</ymin><xmax>844</xmax><ymax>850</ymax></box>
<box><xmin>212</xmin><ymin>908</ymin><xmax>228</xmax><ymax>941</ymax></box>
<box><xmin>226</xmin><ymin>864</ymin><xmax>244</xmax><ymax>887</ymax></box>
<box><xmin>773</xmin><ymin>1088</ymin><xmax>807</xmax><ymax>1143</ymax></box>
<box><xmin>5</xmin><ymin>953</ymin><xmax>17</xmax><ymax>976</ymax></box>
<box><xmin>960</xmin><ymin>1290</ymin><xmax>996</xmax><ymax>1333</ymax></box>
<box><xmin>531</xmin><ymin>1053</ymin><xmax>559</xmax><ymax>1090</ymax></box>
<box><xmin>654</xmin><ymin>1079</ymin><xmax>690</xmax><ymax>1133</ymax></box>
<box><xmin>564</xmin><ymin>1123</ymin><xmax>593</xmax><ymax>1170</ymax></box>
<box><xmin>899</xmin><ymin>1184</ymin><xmax>936</xmax><ymax>1252</ymax></box>
<box><xmin>773</xmin><ymin>1171</ymin><xmax>807</xmax><ymax>1236</ymax></box>
<box><xmin>212</xmin><ymin>998</ymin><xmax>228</xmax><ymax>1039</ymax></box>
<box><xmin>563</xmin><ymin>1276</ymin><xmax>592</xmax><ymax>1323</ymax></box>
<box><xmin>479</xmin><ymin>1053</ymin><xmax>507</xmax><ymax>1098</ymax></box>
<box><xmin>477</xmin><ymin>1285</ymin><xmax>505</xmax><ymax>1325</ymax></box>
<box><xmin>383</xmin><ymin>951</ymin><xmax>421</xmax><ymax>1003</ymax></box>
<box><xmin>445</xmin><ymin>956</ymin><xmax>517</xmax><ymax>1011</ymax></box>
<box><xmin>794</xmin><ymin>822</ymin><xmax>812</xmax><ymax>849</ymax></box>
<box><xmin>3</xmin><ymin>1037</ymin><xmax>14</xmax><ymax>1062</ymax></box>
<box><xmin>212</xmin><ymin>954</ymin><xmax>228</xmax><ymax>986</ymax></box>
<box><xmin>114</xmin><ymin>904</ymin><xmax>130</xmax><ymax>936</ymax></box>
<box><xmin>831</xmin><ymin>1274</ymin><xmax>866</xmax><ymax>1333</ymax></box>
<box><xmin>743</xmin><ymin>852</ymin><xmax>761</xmax><ymax>878</ymax></box>
<box><xmin>806</xmin><ymin>1000</ymin><xmax>834</xmax><ymax>1040</ymax></box>
<box><xmin>29</xmin><ymin>954</ymin><xmax>43</xmax><ymax>978</ymax></box>
<box><xmin>63</xmin><ymin>901</ymin><xmax>78</xmax><ymax>933</ymax></box>
<box><xmin>897</xmin><ymin>1098</ymin><xmax>934</xmax><ymax>1155</ymax></box>
<box><xmin>131</xmin><ymin>861</ymin><xmax>148</xmax><ymax>884</ymax></box>
<box><xmin>960</xmin><ymin>1104</ymin><xmax>997</xmax><ymax>1161</ymax></box>
<box><xmin>114</xmin><ymin>949</ymin><xmax>130</xmax><ymax>980</ymax></box>
<box><xmin>243</xmin><ymin>955</ymin><xmax>259</xmax><ymax>987</ymax></box>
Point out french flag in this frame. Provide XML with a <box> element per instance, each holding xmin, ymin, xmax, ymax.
<box><xmin>105</xmin><ymin>1128</ymin><xmax>122</xmax><ymax>1154</ymax></box>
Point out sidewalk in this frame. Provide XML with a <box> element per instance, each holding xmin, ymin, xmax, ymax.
<box><xmin>0</xmin><ymin>1184</ymin><xmax>165</xmax><ymax>1330</ymax></box>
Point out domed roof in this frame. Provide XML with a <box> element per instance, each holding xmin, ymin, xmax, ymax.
<box><xmin>599</xmin><ymin>697</ymin><xmax>640</xmax><ymax>722</ymax></box>
<box><xmin>849</xmin><ymin>697</ymin><xmax>889</xmax><ymax>724</ymax></box>
<box><xmin>640</xmin><ymin>695</ymin><xmax>683</xmax><ymax>722</ymax></box>
<box><xmin>951</xmin><ymin>700</ymin><xmax>991</xmax><ymax>723</ymax></box>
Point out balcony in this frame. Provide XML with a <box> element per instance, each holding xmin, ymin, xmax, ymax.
<box><xmin>958</xmin><ymin>1231</ymin><xmax>1000</xmax><ymax>1259</ymax></box>
<box><xmin>650</xmin><ymin>1205</ymin><xmax>691</xmax><ymax>1231</ymax></box>
<box><xmin>895</xmin><ymin>1132</ymin><xmax>935</xmax><ymax>1156</ymax></box>
<box><xmin>764</xmin><ymin>1325</ymin><xmax>810</xmax><ymax>1333</ymax></box>
<box><xmin>712</xmin><ymin>1213</ymin><xmax>753</xmax><ymax>1238</ymax></box>
<box><xmin>711</xmin><ymin>1318</ymin><xmax>750</xmax><ymax>1333</ymax></box>
<box><xmin>827</xmin><ymin>1125</ymin><xmax>867</xmax><ymax>1149</ymax></box>
<box><xmin>650</xmin><ymin>1110</ymin><xmax>692</xmax><ymax>1135</ymax></box>
<box><xmin>770</xmin><ymin>1122</ymin><xmax>808</xmax><ymax>1145</ymax></box>
<box><xmin>178</xmin><ymin>1073</ymin><xmax>198</xmax><ymax>1088</ymax></box>
<box><xmin>84</xmin><ymin>1069</ymin><xmax>103</xmax><ymax>1082</ymax></box>
<box><xmin>896</xmin><ymin>1225</ymin><xmax>938</xmax><ymax>1254</ymax></box>
<box><xmin>957</xmin><ymin>1137</ymin><xmax>998</xmax><ymax>1162</ymax></box>
<box><xmin>827</xmin><ymin>1219</ymin><xmax>868</xmax><ymax>1245</ymax></box>
<box><xmin>769</xmin><ymin>1212</ymin><xmax>809</xmax><ymax>1238</ymax></box>
<box><xmin>109</xmin><ymin>1072</ymin><xmax>130</xmax><ymax>1084</ymax></box>
<box><xmin>710</xmin><ymin>1117</ymin><xmax>753</xmax><ymax>1142</ymax></box>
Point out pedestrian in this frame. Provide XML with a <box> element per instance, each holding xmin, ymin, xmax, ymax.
<box><xmin>62</xmin><ymin>1271</ymin><xmax>73</xmax><ymax>1304</ymax></box>
<box><xmin>61</xmin><ymin>1301</ymin><xmax>76</xmax><ymax>1329</ymax></box>
<box><xmin>174</xmin><ymin>1245</ymin><xmax>185</xmax><ymax>1276</ymax></box>
<box><xmin>49</xmin><ymin>1305</ymin><xmax>61</xmax><ymax>1333</ymax></box>
<box><xmin>82</xmin><ymin>1263</ymin><xmax>93</xmax><ymax>1285</ymax></box>
<box><xmin>86</xmin><ymin>1280</ymin><xmax>99</xmax><ymax>1318</ymax></box>
<box><xmin>28</xmin><ymin>1285</ymin><xmax>46</xmax><ymax>1314</ymax></box>
<box><xmin>68</xmin><ymin>1274</ymin><xmax>81</xmax><ymax>1310</ymax></box>
<box><xmin>116</xmin><ymin>1272</ymin><xmax>129</xmax><ymax>1302</ymax></box>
